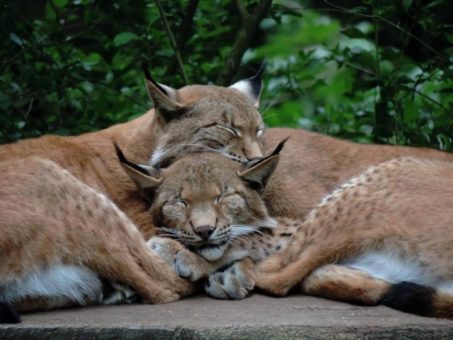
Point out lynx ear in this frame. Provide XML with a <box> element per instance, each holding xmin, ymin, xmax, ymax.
<box><xmin>229</xmin><ymin>62</ymin><xmax>265</xmax><ymax>108</ymax></box>
<box><xmin>115</xmin><ymin>143</ymin><xmax>162</xmax><ymax>192</ymax></box>
<box><xmin>238</xmin><ymin>138</ymin><xmax>286</xmax><ymax>193</ymax></box>
<box><xmin>143</xmin><ymin>65</ymin><xmax>186</xmax><ymax>123</ymax></box>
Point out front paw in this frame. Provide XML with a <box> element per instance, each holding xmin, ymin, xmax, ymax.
<box><xmin>147</xmin><ymin>237</ymin><xmax>208</xmax><ymax>281</ymax></box>
<box><xmin>205</xmin><ymin>260</ymin><xmax>255</xmax><ymax>300</ymax></box>
<box><xmin>147</xmin><ymin>237</ymin><xmax>182</xmax><ymax>267</ymax></box>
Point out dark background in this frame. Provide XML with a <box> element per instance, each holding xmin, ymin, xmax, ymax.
<box><xmin>1</xmin><ymin>0</ymin><xmax>452</xmax><ymax>150</ymax></box>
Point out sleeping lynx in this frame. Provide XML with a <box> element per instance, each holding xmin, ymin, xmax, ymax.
<box><xmin>0</xmin><ymin>69</ymin><xmax>266</xmax><ymax>316</ymax></box>
<box><xmin>120</xmin><ymin>146</ymin><xmax>453</xmax><ymax>319</ymax></box>
<box><xmin>0</xmin><ymin>156</ymin><xmax>195</xmax><ymax>313</ymax></box>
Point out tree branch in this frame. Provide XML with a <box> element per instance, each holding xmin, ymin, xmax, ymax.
<box><xmin>155</xmin><ymin>0</ymin><xmax>189</xmax><ymax>84</ymax></box>
<box><xmin>321</xmin><ymin>0</ymin><xmax>448</xmax><ymax>62</ymax></box>
<box><xmin>216</xmin><ymin>0</ymin><xmax>273</xmax><ymax>86</ymax></box>
<box><xmin>168</xmin><ymin>0</ymin><xmax>199</xmax><ymax>75</ymax></box>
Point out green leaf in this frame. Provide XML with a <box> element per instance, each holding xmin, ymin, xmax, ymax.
<box><xmin>403</xmin><ymin>0</ymin><xmax>413</xmax><ymax>10</ymax></box>
<box><xmin>342</xmin><ymin>27</ymin><xmax>366</xmax><ymax>39</ymax></box>
<box><xmin>53</xmin><ymin>0</ymin><xmax>68</xmax><ymax>8</ymax></box>
<box><xmin>113</xmin><ymin>32</ymin><xmax>139</xmax><ymax>47</ymax></box>
<box><xmin>403</xmin><ymin>99</ymin><xmax>418</xmax><ymax>123</ymax></box>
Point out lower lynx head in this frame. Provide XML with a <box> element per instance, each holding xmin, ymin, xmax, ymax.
<box><xmin>144</xmin><ymin>67</ymin><xmax>266</xmax><ymax>168</ymax></box>
<box><xmin>117</xmin><ymin>142</ymin><xmax>285</xmax><ymax>261</ymax></box>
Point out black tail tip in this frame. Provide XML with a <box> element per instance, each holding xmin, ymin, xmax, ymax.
<box><xmin>0</xmin><ymin>302</ymin><xmax>21</xmax><ymax>324</ymax></box>
<box><xmin>381</xmin><ymin>281</ymin><xmax>435</xmax><ymax>317</ymax></box>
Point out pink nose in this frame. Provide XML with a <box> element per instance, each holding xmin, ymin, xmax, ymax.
<box><xmin>195</xmin><ymin>225</ymin><xmax>214</xmax><ymax>240</ymax></box>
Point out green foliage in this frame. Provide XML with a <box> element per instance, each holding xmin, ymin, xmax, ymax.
<box><xmin>1</xmin><ymin>0</ymin><xmax>452</xmax><ymax>151</ymax></box>
<box><xmin>258</xmin><ymin>0</ymin><xmax>453</xmax><ymax>150</ymax></box>
<box><xmin>0</xmin><ymin>0</ymin><xmax>242</xmax><ymax>142</ymax></box>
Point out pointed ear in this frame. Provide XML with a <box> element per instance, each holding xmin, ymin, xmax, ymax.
<box><xmin>229</xmin><ymin>62</ymin><xmax>265</xmax><ymax>108</ymax></box>
<box><xmin>238</xmin><ymin>138</ymin><xmax>287</xmax><ymax>193</ymax></box>
<box><xmin>114</xmin><ymin>143</ymin><xmax>162</xmax><ymax>193</ymax></box>
<box><xmin>142</xmin><ymin>64</ymin><xmax>187</xmax><ymax>123</ymax></box>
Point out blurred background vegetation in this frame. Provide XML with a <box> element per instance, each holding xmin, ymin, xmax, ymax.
<box><xmin>1</xmin><ymin>0</ymin><xmax>452</xmax><ymax>150</ymax></box>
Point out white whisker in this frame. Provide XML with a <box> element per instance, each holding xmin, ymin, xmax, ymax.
<box><xmin>157</xmin><ymin>227</ymin><xmax>180</xmax><ymax>236</ymax></box>
<box><xmin>230</xmin><ymin>225</ymin><xmax>262</xmax><ymax>237</ymax></box>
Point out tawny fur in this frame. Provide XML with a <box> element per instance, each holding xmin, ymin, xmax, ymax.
<box><xmin>0</xmin><ymin>82</ymin><xmax>264</xmax><ymax>239</ymax></box>
<box><xmin>2</xmin><ymin>73</ymin><xmax>453</xmax><ymax>314</ymax></box>
<box><xmin>0</xmin><ymin>157</ymin><xmax>195</xmax><ymax>311</ymax></box>
<box><xmin>255</xmin><ymin>157</ymin><xmax>453</xmax><ymax>318</ymax></box>
<box><xmin>132</xmin><ymin>152</ymin><xmax>452</xmax><ymax>318</ymax></box>
<box><xmin>0</xmin><ymin>77</ymin><xmax>266</xmax><ymax>311</ymax></box>
<box><xmin>263</xmin><ymin>128</ymin><xmax>453</xmax><ymax>220</ymax></box>
<box><xmin>124</xmin><ymin>151</ymin><xmax>396</xmax><ymax>306</ymax></box>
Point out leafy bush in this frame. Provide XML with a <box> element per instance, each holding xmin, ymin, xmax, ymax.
<box><xmin>258</xmin><ymin>0</ymin><xmax>453</xmax><ymax>150</ymax></box>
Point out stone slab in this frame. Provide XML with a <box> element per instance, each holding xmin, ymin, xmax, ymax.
<box><xmin>1</xmin><ymin>294</ymin><xmax>452</xmax><ymax>339</ymax></box>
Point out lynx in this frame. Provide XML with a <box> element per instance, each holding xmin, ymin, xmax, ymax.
<box><xmin>120</xmin><ymin>148</ymin><xmax>453</xmax><ymax>319</ymax></box>
<box><xmin>0</xmin><ymin>69</ymin><xmax>266</xmax><ymax>317</ymax></box>
<box><xmin>0</xmin><ymin>156</ymin><xmax>195</xmax><ymax>315</ymax></box>
<box><xmin>255</xmin><ymin>156</ymin><xmax>453</xmax><ymax>319</ymax></box>
<box><xmin>0</xmin><ymin>68</ymin><xmax>265</xmax><ymax>238</ymax></box>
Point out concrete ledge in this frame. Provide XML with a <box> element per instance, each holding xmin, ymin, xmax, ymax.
<box><xmin>1</xmin><ymin>295</ymin><xmax>452</xmax><ymax>339</ymax></box>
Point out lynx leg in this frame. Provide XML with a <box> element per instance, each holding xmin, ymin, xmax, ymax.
<box><xmin>300</xmin><ymin>264</ymin><xmax>391</xmax><ymax>305</ymax></box>
<box><xmin>0</xmin><ymin>157</ymin><xmax>195</xmax><ymax>306</ymax></box>
<box><xmin>84</xmin><ymin>231</ymin><xmax>196</xmax><ymax>304</ymax></box>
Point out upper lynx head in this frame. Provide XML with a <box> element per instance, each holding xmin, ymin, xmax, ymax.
<box><xmin>116</xmin><ymin>142</ymin><xmax>285</xmax><ymax>261</ymax></box>
<box><xmin>144</xmin><ymin>68</ymin><xmax>266</xmax><ymax>168</ymax></box>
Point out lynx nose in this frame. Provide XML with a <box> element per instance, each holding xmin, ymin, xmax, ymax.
<box><xmin>195</xmin><ymin>225</ymin><xmax>215</xmax><ymax>241</ymax></box>
<box><xmin>243</xmin><ymin>141</ymin><xmax>263</xmax><ymax>160</ymax></box>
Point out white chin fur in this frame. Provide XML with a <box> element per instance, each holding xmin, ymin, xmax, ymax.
<box><xmin>198</xmin><ymin>243</ymin><xmax>228</xmax><ymax>261</ymax></box>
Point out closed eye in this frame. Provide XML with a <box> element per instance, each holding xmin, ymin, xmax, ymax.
<box><xmin>192</xmin><ymin>122</ymin><xmax>217</xmax><ymax>135</ymax></box>
<box><xmin>217</xmin><ymin>124</ymin><xmax>241</xmax><ymax>138</ymax></box>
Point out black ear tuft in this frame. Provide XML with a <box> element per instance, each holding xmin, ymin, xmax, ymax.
<box><xmin>247</xmin><ymin>61</ymin><xmax>266</xmax><ymax>100</ymax></box>
<box><xmin>270</xmin><ymin>137</ymin><xmax>288</xmax><ymax>157</ymax></box>
<box><xmin>381</xmin><ymin>281</ymin><xmax>435</xmax><ymax>317</ymax></box>
<box><xmin>142</xmin><ymin>63</ymin><xmax>169</xmax><ymax>96</ymax></box>
<box><xmin>142</xmin><ymin>62</ymin><xmax>152</xmax><ymax>82</ymax></box>
<box><xmin>0</xmin><ymin>302</ymin><xmax>21</xmax><ymax>324</ymax></box>
<box><xmin>114</xmin><ymin>143</ymin><xmax>152</xmax><ymax>176</ymax></box>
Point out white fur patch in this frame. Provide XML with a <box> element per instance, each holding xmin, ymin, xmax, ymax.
<box><xmin>437</xmin><ymin>282</ymin><xmax>453</xmax><ymax>295</ymax></box>
<box><xmin>230</xmin><ymin>80</ymin><xmax>252</xmax><ymax>97</ymax></box>
<box><xmin>198</xmin><ymin>243</ymin><xmax>229</xmax><ymax>261</ymax></box>
<box><xmin>0</xmin><ymin>265</ymin><xmax>102</xmax><ymax>305</ymax></box>
<box><xmin>343</xmin><ymin>251</ymin><xmax>434</xmax><ymax>286</ymax></box>
<box><xmin>344</xmin><ymin>251</ymin><xmax>453</xmax><ymax>295</ymax></box>
<box><xmin>229</xmin><ymin>80</ymin><xmax>259</xmax><ymax>107</ymax></box>
<box><xmin>150</xmin><ymin>146</ymin><xmax>165</xmax><ymax>166</ymax></box>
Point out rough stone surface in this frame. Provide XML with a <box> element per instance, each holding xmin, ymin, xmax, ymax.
<box><xmin>1</xmin><ymin>294</ymin><xmax>452</xmax><ymax>339</ymax></box>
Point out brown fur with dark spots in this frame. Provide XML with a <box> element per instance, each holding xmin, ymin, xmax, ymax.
<box><xmin>263</xmin><ymin>128</ymin><xmax>453</xmax><ymax>220</ymax></box>
<box><xmin>0</xmin><ymin>78</ymin><xmax>264</xmax><ymax>311</ymax></box>
<box><xmin>0</xmin><ymin>157</ymin><xmax>196</xmax><ymax>310</ymax></box>
<box><xmin>256</xmin><ymin>157</ymin><xmax>453</xmax><ymax>318</ymax></box>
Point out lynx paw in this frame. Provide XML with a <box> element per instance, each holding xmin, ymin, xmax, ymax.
<box><xmin>205</xmin><ymin>261</ymin><xmax>255</xmax><ymax>300</ymax></box>
<box><xmin>147</xmin><ymin>237</ymin><xmax>209</xmax><ymax>281</ymax></box>
<box><xmin>147</xmin><ymin>237</ymin><xmax>182</xmax><ymax>266</ymax></box>
<box><xmin>101</xmin><ymin>282</ymin><xmax>138</xmax><ymax>305</ymax></box>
